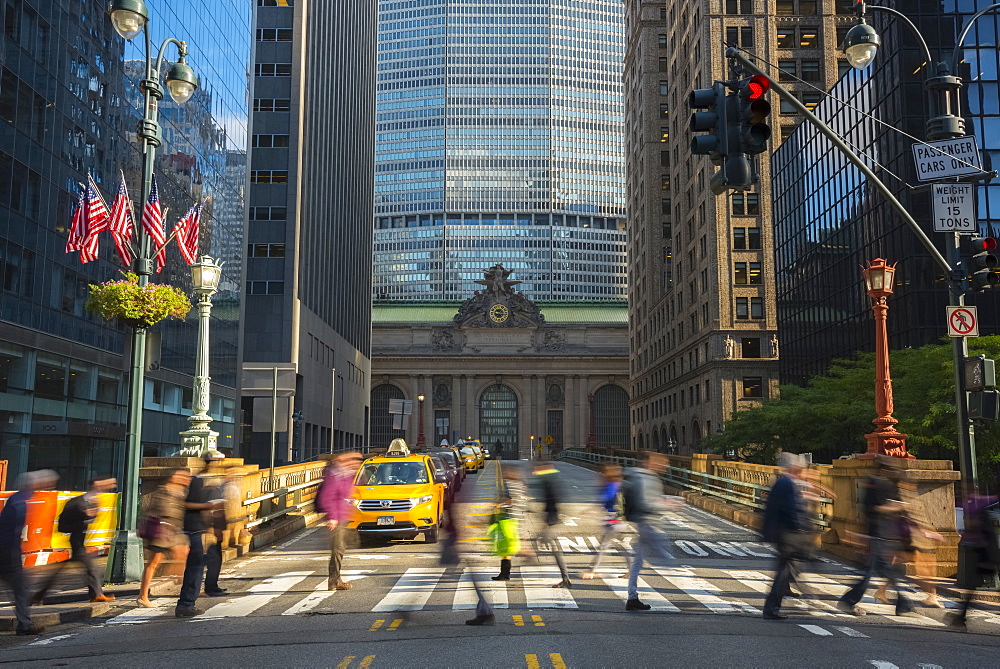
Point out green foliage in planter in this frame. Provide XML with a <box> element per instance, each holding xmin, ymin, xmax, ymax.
<box><xmin>86</xmin><ymin>272</ymin><xmax>192</xmax><ymax>329</ymax></box>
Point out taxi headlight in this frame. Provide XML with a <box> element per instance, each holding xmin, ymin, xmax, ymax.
<box><xmin>346</xmin><ymin>498</ymin><xmax>362</xmax><ymax>508</ymax></box>
<box><xmin>412</xmin><ymin>495</ymin><xmax>433</xmax><ymax>506</ymax></box>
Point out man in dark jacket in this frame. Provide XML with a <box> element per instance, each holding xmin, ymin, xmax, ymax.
<box><xmin>34</xmin><ymin>475</ymin><xmax>117</xmax><ymax>603</ymax></box>
<box><xmin>762</xmin><ymin>453</ymin><xmax>808</xmax><ymax>620</ymax></box>
<box><xmin>531</xmin><ymin>462</ymin><xmax>571</xmax><ymax>588</ymax></box>
<box><xmin>0</xmin><ymin>469</ymin><xmax>58</xmax><ymax>635</ymax></box>
<box><xmin>175</xmin><ymin>465</ymin><xmax>224</xmax><ymax>617</ymax></box>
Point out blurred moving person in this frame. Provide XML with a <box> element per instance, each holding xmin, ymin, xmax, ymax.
<box><xmin>838</xmin><ymin>456</ymin><xmax>914</xmax><ymax>616</ymax></box>
<box><xmin>317</xmin><ymin>452</ymin><xmax>363</xmax><ymax>591</ymax></box>
<box><xmin>761</xmin><ymin>453</ymin><xmax>810</xmax><ymax>620</ymax></box>
<box><xmin>175</xmin><ymin>465</ymin><xmax>224</xmax><ymax>617</ymax></box>
<box><xmin>946</xmin><ymin>493</ymin><xmax>1000</xmax><ymax>632</ymax></box>
<box><xmin>581</xmin><ymin>463</ymin><xmax>628</xmax><ymax>580</ymax></box>
<box><xmin>0</xmin><ymin>469</ymin><xmax>58</xmax><ymax>635</ymax></box>
<box><xmin>136</xmin><ymin>468</ymin><xmax>190</xmax><ymax>608</ymax></box>
<box><xmin>530</xmin><ymin>461</ymin><xmax>571</xmax><ymax>589</ymax></box>
<box><xmin>200</xmin><ymin>451</ymin><xmax>229</xmax><ymax>598</ymax></box>
<box><xmin>34</xmin><ymin>474</ymin><xmax>117</xmax><ymax>603</ymax></box>
<box><xmin>492</xmin><ymin>465</ymin><xmax>529</xmax><ymax>582</ymax></box>
<box><xmin>623</xmin><ymin>452</ymin><xmax>682</xmax><ymax>611</ymax></box>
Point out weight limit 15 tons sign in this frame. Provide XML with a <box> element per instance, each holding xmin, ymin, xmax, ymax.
<box><xmin>932</xmin><ymin>183</ymin><xmax>976</xmax><ymax>232</ymax></box>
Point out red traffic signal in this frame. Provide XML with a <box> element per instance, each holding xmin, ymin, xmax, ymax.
<box><xmin>973</xmin><ymin>236</ymin><xmax>997</xmax><ymax>252</ymax></box>
<box><xmin>740</xmin><ymin>74</ymin><xmax>771</xmax><ymax>100</ymax></box>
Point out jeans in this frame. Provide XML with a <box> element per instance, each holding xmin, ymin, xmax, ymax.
<box><xmin>177</xmin><ymin>531</ymin><xmax>205</xmax><ymax>609</ymax></box>
<box><xmin>328</xmin><ymin>524</ymin><xmax>347</xmax><ymax>585</ymax></box>
<box><xmin>204</xmin><ymin>537</ymin><xmax>223</xmax><ymax>593</ymax></box>
<box><xmin>627</xmin><ymin>520</ymin><xmax>674</xmax><ymax>600</ymax></box>
<box><xmin>0</xmin><ymin>551</ymin><xmax>33</xmax><ymax>631</ymax></box>
<box><xmin>763</xmin><ymin>544</ymin><xmax>800</xmax><ymax>616</ymax></box>
<box><xmin>532</xmin><ymin>524</ymin><xmax>569</xmax><ymax>581</ymax></box>
<box><xmin>839</xmin><ymin>537</ymin><xmax>911</xmax><ymax>614</ymax></box>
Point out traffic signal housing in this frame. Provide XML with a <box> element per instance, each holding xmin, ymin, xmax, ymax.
<box><xmin>689</xmin><ymin>82</ymin><xmax>728</xmax><ymax>160</ymax></box>
<box><xmin>735</xmin><ymin>75</ymin><xmax>772</xmax><ymax>156</ymax></box>
<box><xmin>970</xmin><ymin>236</ymin><xmax>1000</xmax><ymax>291</ymax></box>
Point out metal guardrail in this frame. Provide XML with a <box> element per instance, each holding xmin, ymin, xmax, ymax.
<box><xmin>245</xmin><ymin>463</ymin><xmax>327</xmax><ymax>528</ymax></box>
<box><xmin>556</xmin><ymin>449</ymin><xmax>834</xmax><ymax>528</ymax></box>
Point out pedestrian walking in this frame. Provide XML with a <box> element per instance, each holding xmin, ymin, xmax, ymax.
<box><xmin>529</xmin><ymin>461</ymin><xmax>571</xmax><ymax>589</ymax></box>
<box><xmin>316</xmin><ymin>451</ymin><xmax>363</xmax><ymax>591</ymax></box>
<box><xmin>838</xmin><ymin>455</ymin><xmax>914</xmax><ymax>616</ymax></box>
<box><xmin>623</xmin><ymin>452</ymin><xmax>682</xmax><ymax>611</ymax></box>
<box><xmin>175</xmin><ymin>466</ymin><xmax>224</xmax><ymax>617</ymax></box>
<box><xmin>136</xmin><ymin>468</ymin><xmax>189</xmax><ymax>608</ymax></box>
<box><xmin>34</xmin><ymin>474</ymin><xmax>117</xmax><ymax>603</ymax></box>
<box><xmin>0</xmin><ymin>469</ymin><xmax>58</xmax><ymax>635</ymax></box>
<box><xmin>199</xmin><ymin>451</ymin><xmax>229</xmax><ymax>598</ymax></box>
<box><xmin>946</xmin><ymin>493</ymin><xmax>1000</xmax><ymax>632</ymax></box>
<box><xmin>492</xmin><ymin>465</ymin><xmax>529</xmax><ymax>581</ymax></box>
<box><xmin>581</xmin><ymin>463</ymin><xmax>628</xmax><ymax>580</ymax></box>
<box><xmin>761</xmin><ymin>453</ymin><xmax>810</xmax><ymax>620</ymax></box>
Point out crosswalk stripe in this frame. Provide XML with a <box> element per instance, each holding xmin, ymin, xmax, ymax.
<box><xmin>599</xmin><ymin>571</ymin><xmax>680</xmax><ymax>612</ymax></box>
<box><xmin>198</xmin><ymin>571</ymin><xmax>313</xmax><ymax>618</ymax></box>
<box><xmin>452</xmin><ymin>567</ymin><xmax>509</xmax><ymax>610</ymax></box>
<box><xmin>799</xmin><ymin>624</ymin><xmax>833</xmax><ymax>636</ymax></box>
<box><xmin>801</xmin><ymin>573</ymin><xmax>945</xmax><ymax>627</ymax></box>
<box><xmin>724</xmin><ymin>570</ymin><xmax>849</xmax><ymax>618</ymax></box>
<box><xmin>373</xmin><ymin>568</ymin><xmax>446</xmax><ymax>612</ymax></box>
<box><xmin>521</xmin><ymin>565</ymin><xmax>577</xmax><ymax>609</ymax></box>
<box><xmin>104</xmin><ymin>604</ymin><xmax>173</xmax><ymax>625</ymax></box>
<box><xmin>281</xmin><ymin>571</ymin><xmax>373</xmax><ymax>615</ymax></box>
<box><xmin>654</xmin><ymin>567</ymin><xmax>736</xmax><ymax>613</ymax></box>
<box><xmin>834</xmin><ymin>626</ymin><xmax>869</xmax><ymax>638</ymax></box>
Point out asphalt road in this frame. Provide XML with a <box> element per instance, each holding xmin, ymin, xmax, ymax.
<box><xmin>2</xmin><ymin>460</ymin><xmax>999</xmax><ymax>668</ymax></box>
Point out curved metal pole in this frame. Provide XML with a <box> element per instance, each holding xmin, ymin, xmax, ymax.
<box><xmin>862</xmin><ymin>3</ymin><xmax>934</xmax><ymax>65</ymax></box>
<box><xmin>949</xmin><ymin>3</ymin><xmax>1000</xmax><ymax>74</ymax></box>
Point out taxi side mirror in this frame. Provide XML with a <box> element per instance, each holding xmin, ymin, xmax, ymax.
<box><xmin>434</xmin><ymin>472</ymin><xmax>446</xmax><ymax>484</ymax></box>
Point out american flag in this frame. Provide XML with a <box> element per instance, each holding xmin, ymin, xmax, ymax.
<box><xmin>80</xmin><ymin>175</ymin><xmax>110</xmax><ymax>263</ymax></box>
<box><xmin>108</xmin><ymin>172</ymin><xmax>135</xmax><ymax>266</ymax></box>
<box><xmin>65</xmin><ymin>187</ymin><xmax>86</xmax><ymax>255</ymax></box>
<box><xmin>171</xmin><ymin>202</ymin><xmax>202</xmax><ymax>265</ymax></box>
<box><xmin>141</xmin><ymin>175</ymin><xmax>167</xmax><ymax>272</ymax></box>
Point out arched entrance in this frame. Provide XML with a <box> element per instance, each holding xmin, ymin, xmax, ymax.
<box><xmin>594</xmin><ymin>385</ymin><xmax>628</xmax><ymax>449</ymax></box>
<box><xmin>479</xmin><ymin>384</ymin><xmax>518</xmax><ymax>459</ymax></box>
<box><xmin>371</xmin><ymin>384</ymin><xmax>405</xmax><ymax>449</ymax></box>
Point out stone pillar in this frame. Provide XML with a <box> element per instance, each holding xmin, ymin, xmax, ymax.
<box><xmin>465</xmin><ymin>375</ymin><xmax>477</xmax><ymax>441</ymax></box>
<box><xmin>563</xmin><ymin>375</ymin><xmax>574</xmax><ymax>448</ymax></box>
<box><xmin>408</xmin><ymin>375</ymin><xmax>420</xmax><ymax>446</ymax></box>
<box><xmin>450</xmin><ymin>374</ymin><xmax>461</xmax><ymax>444</ymax></box>
<box><xmin>578</xmin><ymin>375</ymin><xmax>589</xmax><ymax>451</ymax></box>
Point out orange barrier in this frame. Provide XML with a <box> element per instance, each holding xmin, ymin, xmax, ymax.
<box><xmin>0</xmin><ymin>491</ymin><xmax>119</xmax><ymax>564</ymax></box>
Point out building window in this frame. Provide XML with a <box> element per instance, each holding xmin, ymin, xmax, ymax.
<box><xmin>779</xmin><ymin>60</ymin><xmax>797</xmax><ymax>82</ymax></box>
<box><xmin>660</xmin><ymin>150</ymin><xmax>670</xmax><ymax>167</ymax></box>
<box><xmin>780</xmin><ymin>98</ymin><xmax>797</xmax><ymax>115</ymax></box>
<box><xmin>800</xmin><ymin>60</ymin><xmax>821</xmax><ymax>81</ymax></box>
<box><xmin>253</xmin><ymin>98</ymin><xmax>290</xmax><ymax>112</ymax></box>
<box><xmin>725</xmin><ymin>26</ymin><xmax>755</xmax><ymax>48</ymax></box>
<box><xmin>725</xmin><ymin>0</ymin><xmax>753</xmax><ymax>14</ymax></box>
<box><xmin>799</xmin><ymin>28</ymin><xmax>819</xmax><ymax>48</ymax></box>
<box><xmin>247</xmin><ymin>281</ymin><xmax>285</xmax><ymax>295</ymax></box>
<box><xmin>751</xmin><ymin>296</ymin><xmax>764</xmax><ymax>318</ymax></box>
<box><xmin>255</xmin><ymin>63</ymin><xmax>292</xmax><ymax>77</ymax></box>
<box><xmin>249</xmin><ymin>206</ymin><xmax>287</xmax><ymax>221</ymax></box>
<box><xmin>659</xmin><ymin>103</ymin><xmax>669</xmax><ymax>119</ymax></box>
<box><xmin>257</xmin><ymin>0</ymin><xmax>293</xmax><ymax>5</ymax></box>
<box><xmin>661</xmin><ymin>175</ymin><xmax>670</xmax><ymax>190</ymax></box>
<box><xmin>661</xmin><ymin>198</ymin><xmax>671</xmax><ymax>215</ymax></box>
<box><xmin>370</xmin><ymin>384</ymin><xmax>405</xmax><ymax>447</ymax></box>
<box><xmin>252</xmin><ymin>134</ymin><xmax>290</xmax><ymax>148</ymax></box>
<box><xmin>248</xmin><ymin>243</ymin><xmax>286</xmax><ymax>257</ymax></box>
<box><xmin>657</xmin><ymin>34</ymin><xmax>667</xmax><ymax>48</ymax></box>
<box><xmin>256</xmin><ymin>28</ymin><xmax>293</xmax><ymax>41</ymax></box>
<box><xmin>742</xmin><ymin>377</ymin><xmax>764</xmax><ymax>398</ymax></box>
<box><xmin>660</xmin><ymin>128</ymin><xmax>669</xmax><ymax>142</ymax></box>
<box><xmin>748</xmin><ymin>262</ymin><xmax>762</xmax><ymax>285</ymax></box>
<box><xmin>802</xmin><ymin>92</ymin><xmax>822</xmax><ymax>111</ymax></box>
<box><xmin>777</xmin><ymin>0</ymin><xmax>816</xmax><ymax>15</ymax></box>
<box><xmin>742</xmin><ymin>337</ymin><xmax>761</xmax><ymax>358</ymax></box>
<box><xmin>733</xmin><ymin>228</ymin><xmax>761</xmax><ymax>250</ymax></box>
<box><xmin>658</xmin><ymin>57</ymin><xmax>668</xmax><ymax>72</ymax></box>
<box><xmin>776</xmin><ymin>27</ymin><xmax>794</xmax><ymax>49</ymax></box>
<box><xmin>659</xmin><ymin>80</ymin><xmax>669</xmax><ymax>95</ymax></box>
<box><xmin>734</xmin><ymin>262</ymin><xmax>748</xmax><ymax>285</ymax></box>
<box><xmin>736</xmin><ymin>297</ymin><xmax>764</xmax><ymax>319</ymax></box>
<box><xmin>836</xmin><ymin>25</ymin><xmax>851</xmax><ymax>47</ymax></box>
<box><xmin>731</xmin><ymin>192</ymin><xmax>760</xmax><ymax>216</ymax></box>
<box><xmin>250</xmin><ymin>170</ymin><xmax>288</xmax><ymax>184</ymax></box>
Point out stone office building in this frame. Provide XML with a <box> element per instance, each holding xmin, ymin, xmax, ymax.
<box><xmin>370</xmin><ymin>266</ymin><xmax>629</xmax><ymax>459</ymax></box>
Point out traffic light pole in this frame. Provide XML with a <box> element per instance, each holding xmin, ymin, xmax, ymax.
<box><xmin>724</xmin><ymin>48</ymin><xmax>978</xmax><ymax>497</ymax></box>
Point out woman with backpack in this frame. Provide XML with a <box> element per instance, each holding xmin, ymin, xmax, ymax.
<box><xmin>581</xmin><ymin>463</ymin><xmax>627</xmax><ymax>580</ymax></box>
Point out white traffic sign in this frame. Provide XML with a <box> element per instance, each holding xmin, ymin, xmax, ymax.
<box><xmin>913</xmin><ymin>136</ymin><xmax>983</xmax><ymax>181</ymax></box>
<box><xmin>932</xmin><ymin>183</ymin><xmax>976</xmax><ymax>232</ymax></box>
<box><xmin>947</xmin><ymin>306</ymin><xmax>978</xmax><ymax>337</ymax></box>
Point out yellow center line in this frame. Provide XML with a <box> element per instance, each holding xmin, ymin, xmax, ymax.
<box><xmin>457</xmin><ymin>536</ymin><xmax>488</xmax><ymax>542</ymax></box>
<box><xmin>388</xmin><ymin>618</ymin><xmax>403</xmax><ymax>630</ymax></box>
<box><xmin>531</xmin><ymin>614</ymin><xmax>545</xmax><ymax>627</ymax></box>
<box><xmin>525</xmin><ymin>654</ymin><xmax>540</xmax><ymax>669</ymax></box>
<box><xmin>359</xmin><ymin>655</ymin><xmax>376</xmax><ymax>669</ymax></box>
<box><xmin>463</xmin><ymin>512</ymin><xmax>494</xmax><ymax>516</ymax></box>
<box><xmin>369</xmin><ymin>619</ymin><xmax>384</xmax><ymax>631</ymax></box>
<box><xmin>336</xmin><ymin>656</ymin><xmax>355</xmax><ymax>669</ymax></box>
<box><xmin>550</xmin><ymin>653</ymin><xmax>567</xmax><ymax>669</ymax></box>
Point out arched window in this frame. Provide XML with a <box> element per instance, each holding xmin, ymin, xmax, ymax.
<box><xmin>479</xmin><ymin>384</ymin><xmax>518</xmax><ymax>459</ymax></box>
<box><xmin>371</xmin><ymin>384</ymin><xmax>405</xmax><ymax>449</ymax></box>
<box><xmin>594</xmin><ymin>385</ymin><xmax>628</xmax><ymax>449</ymax></box>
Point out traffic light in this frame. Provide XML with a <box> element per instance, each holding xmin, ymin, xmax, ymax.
<box><xmin>970</xmin><ymin>236</ymin><xmax>1000</xmax><ymax>290</ymax></box>
<box><xmin>735</xmin><ymin>75</ymin><xmax>772</xmax><ymax>155</ymax></box>
<box><xmin>689</xmin><ymin>82</ymin><xmax>728</xmax><ymax>159</ymax></box>
<box><xmin>965</xmin><ymin>354</ymin><xmax>997</xmax><ymax>391</ymax></box>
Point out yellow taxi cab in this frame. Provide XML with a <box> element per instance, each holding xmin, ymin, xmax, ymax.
<box><xmin>466</xmin><ymin>439</ymin><xmax>486</xmax><ymax>469</ymax></box>
<box><xmin>347</xmin><ymin>441</ymin><xmax>446</xmax><ymax>544</ymax></box>
<box><xmin>458</xmin><ymin>443</ymin><xmax>479</xmax><ymax>473</ymax></box>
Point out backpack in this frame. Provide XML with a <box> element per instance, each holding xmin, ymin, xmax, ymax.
<box><xmin>57</xmin><ymin>496</ymin><xmax>80</xmax><ymax>534</ymax></box>
<box><xmin>621</xmin><ymin>474</ymin><xmax>641</xmax><ymax>522</ymax></box>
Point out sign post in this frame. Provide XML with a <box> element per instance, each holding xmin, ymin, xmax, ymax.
<box><xmin>931</xmin><ymin>184</ymin><xmax>976</xmax><ymax>233</ymax></box>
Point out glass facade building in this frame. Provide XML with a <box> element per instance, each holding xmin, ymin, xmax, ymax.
<box><xmin>373</xmin><ymin>0</ymin><xmax>628</xmax><ymax>301</ymax></box>
<box><xmin>772</xmin><ymin>1</ymin><xmax>1000</xmax><ymax>386</ymax></box>
<box><xmin>1</xmin><ymin>0</ymin><xmax>248</xmax><ymax>487</ymax></box>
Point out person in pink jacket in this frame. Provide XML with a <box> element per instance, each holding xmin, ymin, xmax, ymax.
<box><xmin>317</xmin><ymin>452</ymin><xmax>363</xmax><ymax>590</ymax></box>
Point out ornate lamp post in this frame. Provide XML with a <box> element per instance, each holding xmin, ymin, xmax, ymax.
<box><xmin>179</xmin><ymin>256</ymin><xmax>222</xmax><ymax>456</ymax></box>
<box><xmin>586</xmin><ymin>392</ymin><xmax>597</xmax><ymax>449</ymax></box>
<box><xmin>416</xmin><ymin>393</ymin><xmax>426</xmax><ymax>449</ymax></box>
<box><xmin>861</xmin><ymin>259</ymin><xmax>912</xmax><ymax>459</ymax></box>
<box><xmin>106</xmin><ymin>0</ymin><xmax>199</xmax><ymax>583</ymax></box>
<box><xmin>530</xmin><ymin>435</ymin><xmax>535</xmax><ymax>460</ymax></box>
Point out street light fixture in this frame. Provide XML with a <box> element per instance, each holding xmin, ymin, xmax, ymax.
<box><xmin>842</xmin><ymin>20</ymin><xmax>880</xmax><ymax>70</ymax></box>
<box><xmin>179</xmin><ymin>256</ymin><xmax>223</xmax><ymax>457</ymax></box>
<box><xmin>416</xmin><ymin>393</ymin><xmax>426</xmax><ymax>449</ymax></box>
<box><xmin>105</xmin><ymin>0</ymin><xmax>199</xmax><ymax>584</ymax></box>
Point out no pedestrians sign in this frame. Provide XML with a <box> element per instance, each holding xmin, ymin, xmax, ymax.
<box><xmin>947</xmin><ymin>306</ymin><xmax>978</xmax><ymax>337</ymax></box>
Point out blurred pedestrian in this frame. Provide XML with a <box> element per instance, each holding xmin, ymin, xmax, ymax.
<box><xmin>873</xmin><ymin>479</ymin><xmax>944</xmax><ymax>608</ymax></box>
<box><xmin>199</xmin><ymin>451</ymin><xmax>229</xmax><ymax>598</ymax></box>
<box><xmin>946</xmin><ymin>493</ymin><xmax>1000</xmax><ymax>632</ymax></box>
<box><xmin>530</xmin><ymin>461</ymin><xmax>571</xmax><ymax>588</ymax></box>
<box><xmin>34</xmin><ymin>474</ymin><xmax>117</xmax><ymax>604</ymax></box>
<box><xmin>838</xmin><ymin>456</ymin><xmax>914</xmax><ymax>616</ymax></box>
<box><xmin>0</xmin><ymin>469</ymin><xmax>58</xmax><ymax>635</ymax></box>
<box><xmin>316</xmin><ymin>451</ymin><xmax>363</xmax><ymax>591</ymax></box>
<box><xmin>175</xmin><ymin>465</ymin><xmax>224</xmax><ymax>617</ymax></box>
<box><xmin>761</xmin><ymin>453</ymin><xmax>810</xmax><ymax>620</ymax></box>
<box><xmin>136</xmin><ymin>468</ymin><xmax>189</xmax><ymax>608</ymax></box>
<box><xmin>492</xmin><ymin>465</ymin><xmax>529</xmax><ymax>581</ymax></box>
<box><xmin>623</xmin><ymin>452</ymin><xmax>682</xmax><ymax>611</ymax></box>
<box><xmin>581</xmin><ymin>463</ymin><xmax>628</xmax><ymax>580</ymax></box>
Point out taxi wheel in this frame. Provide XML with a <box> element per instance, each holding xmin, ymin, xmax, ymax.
<box><xmin>425</xmin><ymin>527</ymin><xmax>439</xmax><ymax>544</ymax></box>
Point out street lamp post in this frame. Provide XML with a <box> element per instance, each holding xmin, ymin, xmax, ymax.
<box><xmin>105</xmin><ymin>0</ymin><xmax>199</xmax><ymax>584</ymax></box>
<box><xmin>530</xmin><ymin>435</ymin><xmax>535</xmax><ymax>461</ymax></box>
<box><xmin>860</xmin><ymin>259</ymin><xmax>912</xmax><ymax>459</ymax></box>
<box><xmin>178</xmin><ymin>256</ymin><xmax>222</xmax><ymax>456</ymax></box>
<box><xmin>416</xmin><ymin>394</ymin><xmax>426</xmax><ymax>449</ymax></box>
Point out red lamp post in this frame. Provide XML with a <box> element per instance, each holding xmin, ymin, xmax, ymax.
<box><xmin>861</xmin><ymin>258</ymin><xmax>912</xmax><ymax>459</ymax></box>
<box><xmin>416</xmin><ymin>393</ymin><xmax>426</xmax><ymax>449</ymax></box>
<box><xmin>586</xmin><ymin>392</ymin><xmax>598</xmax><ymax>449</ymax></box>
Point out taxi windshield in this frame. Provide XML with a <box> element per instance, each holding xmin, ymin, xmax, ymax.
<box><xmin>356</xmin><ymin>461</ymin><xmax>429</xmax><ymax>486</ymax></box>
<box><xmin>460</xmin><ymin>447</ymin><xmax>475</xmax><ymax>456</ymax></box>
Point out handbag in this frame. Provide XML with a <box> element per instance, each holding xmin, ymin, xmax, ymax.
<box><xmin>487</xmin><ymin>508</ymin><xmax>521</xmax><ymax>558</ymax></box>
<box><xmin>137</xmin><ymin>515</ymin><xmax>164</xmax><ymax>541</ymax></box>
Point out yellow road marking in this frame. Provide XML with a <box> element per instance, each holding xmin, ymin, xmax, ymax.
<box><xmin>532</xmin><ymin>614</ymin><xmax>545</xmax><ymax>627</ymax></box>
<box><xmin>525</xmin><ymin>654</ymin><xmax>540</xmax><ymax>669</ymax></box>
<box><xmin>457</xmin><ymin>536</ymin><xmax>488</xmax><ymax>542</ymax></box>
<box><xmin>388</xmin><ymin>618</ymin><xmax>403</xmax><ymax>631</ymax></box>
<box><xmin>359</xmin><ymin>655</ymin><xmax>376</xmax><ymax>669</ymax></box>
<box><xmin>336</xmin><ymin>656</ymin><xmax>355</xmax><ymax>669</ymax></box>
<box><xmin>550</xmin><ymin>653</ymin><xmax>567</xmax><ymax>669</ymax></box>
<box><xmin>463</xmin><ymin>512</ymin><xmax>494</xmax><ymax>517</ymax></box>
<box><xmin>369</xmin><ymin>619</ymin><xmax>384</xmax><ymax>631</ymax></box>
<box><xmin>513</xmin><ymin>614</ymin><xmax>525</xmax><ymax>626</ymax></box>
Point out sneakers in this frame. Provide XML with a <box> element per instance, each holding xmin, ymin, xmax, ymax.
<box><xmin>91</xmin><ymin>594</ymin><xmax>116</xmax><ymax>603</ymax></box>
<box><xmin>625</xmin><ymin>598</ymin><xmax>651</xmax><ymax>611</ymax></box>
<box><xmin>15</xmin><ymin>626</ymin><xmax>45</xmax><ymax>636</ymax></box>
<box><xmin>175</xmin><ymin>606</ymin><xmax>202</xmax><ymax>618</ymax></box>
<box><xmin>465</xmin><ymin>614</ymin><xmax>496</xmax><ymax>626</ymax></box>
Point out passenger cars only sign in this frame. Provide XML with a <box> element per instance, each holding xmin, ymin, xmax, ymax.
<box><xmin>913</xmin><ymin>136</ymin><xmax>983</xmax><ymax>181</ymax></box>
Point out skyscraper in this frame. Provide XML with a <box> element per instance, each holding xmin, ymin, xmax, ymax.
<box><xmin>372</xmin><ymin>0</ymin><xmax>628</xmax><ymax>301</ymax></box>
<box><xmin>242</xmin><ymin>0</ymin><xmax>377</xmax><ymax>463</ymax></box>
<box><xmin>0</xmin><ymin>0</ymin><xmax>250</xmax><ymax>486</ymax></box>
<box><xmin>625</xmin><ymin>0</ymin><xmax>855</xmax><ymax>454</ymax></box>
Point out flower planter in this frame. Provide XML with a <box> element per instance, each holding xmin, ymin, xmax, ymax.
<box><xmin>86</xmin><ymin>272</ymin><xmax>192</xmax><ymax>329</ymax></box>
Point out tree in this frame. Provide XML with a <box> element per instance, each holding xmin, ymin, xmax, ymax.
<box><xmin>706</xmin><ymin>337</ymin><xmax>1000</xmax><ymax>479</ymax></box>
